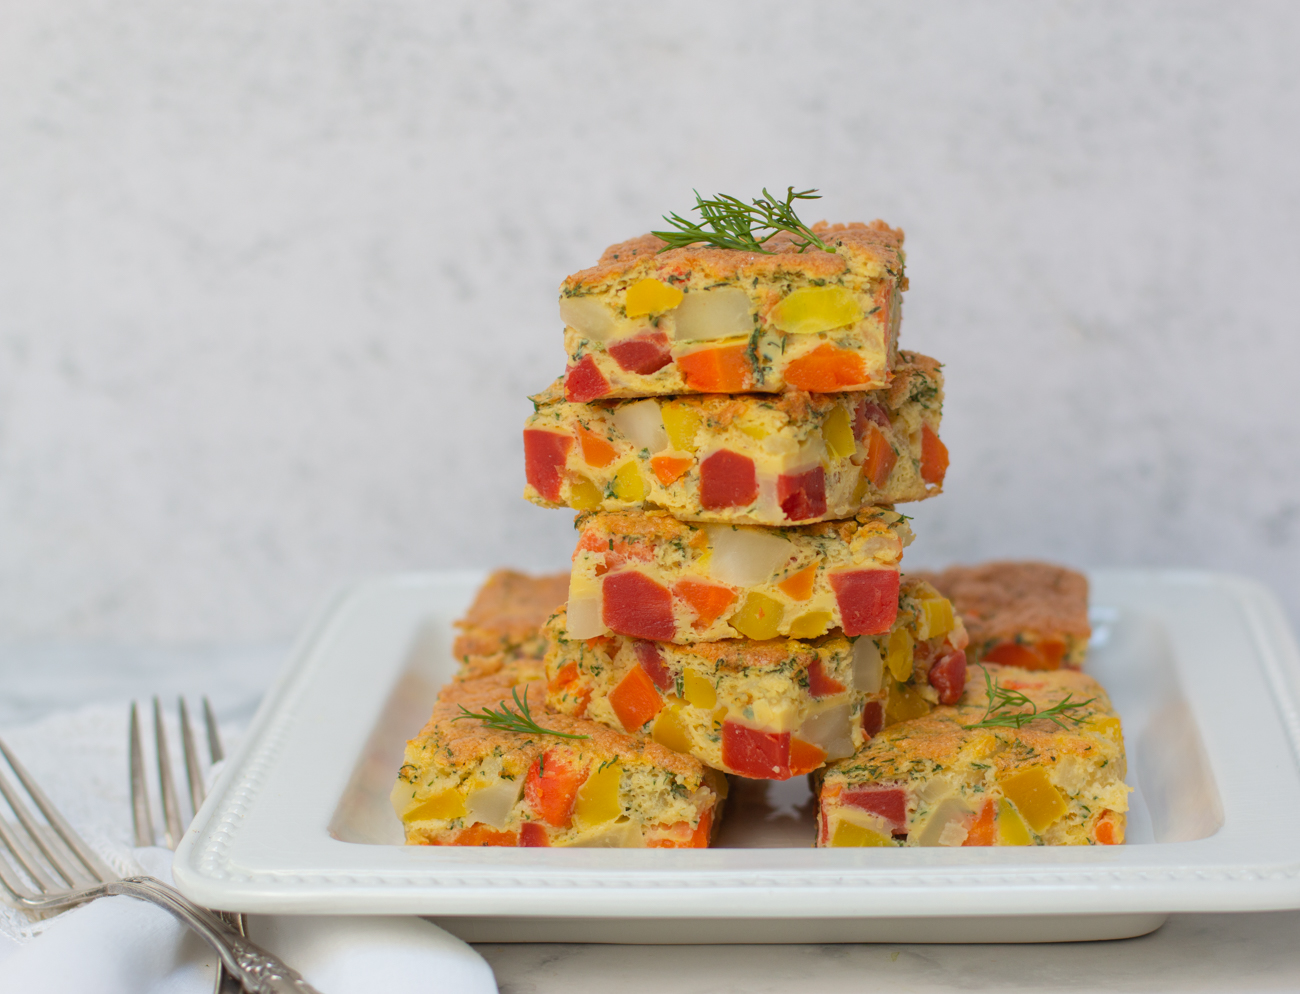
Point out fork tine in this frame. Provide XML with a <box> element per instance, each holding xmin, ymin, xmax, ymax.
<box><xmin>179</xmin><ymin>697</ymin><xmax>205</xmax><ymax>814</ymax></box>
<box><xmin>153</xmin><ymin>698</ymin><xmax>184</xmax><ymax>849</ymax></box>
<box><xmin>130</xmin><ymin>702</ymin><xmax>155</xmax><ymax>847</ymax></box>
<box><xmin>0</xmin><ymin>736</ymin><xmax>115</xmax><ymax>884</ymax></box>
<box><xmin>0</xmin><ymin>793</ymin><xmax>62</xmax><ymax>894</ymax></box>
<box><xmin>203</xmin><ymin>697</ymin><xmax>224</xmax><ymax>764</ymax></box>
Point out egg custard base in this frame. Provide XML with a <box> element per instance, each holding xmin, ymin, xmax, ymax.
<box><xmin>394</xmin><ymin>665</ymin><xmax>726</xmax><ymax>849</ymax></box>
<box><xmin>558</xmin><ymin>222</ymin><xmax>905</xmax><ymax>401</ymax></box>
<box><xmin>524</xmin><ymin>351</ymin><xmax>945</xmax><ymax>526</ymax></box>
<box><xmin>543</xmin><ymin>577</ymin><xmax>969</xmax><ymax>781</ymax></box>
<box><xmin>566</xmin><ymin>507</ymin><xmax>912</xmax><ymax>644</ymax></box>
<box><xmin>816</xmin><ymin>663</ymin><xmax>1128</xmax><ymax>847</ymax></box>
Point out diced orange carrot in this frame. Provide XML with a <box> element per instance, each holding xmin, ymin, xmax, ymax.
<box><xmin>451</xmin><ymin>823</ymin><xmax>519</xmax><ymax>847</ymax></box>
<box><xmin>983</xmin><ymin>641</ymin><xmax>1050</xmax><ymax>670</ymax></box>
<box><xmin>577</xmin><ymin>426</ymin><xmax>618</xmax><ymax>468</ymax></box>
<box><xmin>549</xmin><ymin>661</ymin><xmax>580</xmax><ymax>693</ymax></box>
<box><xmin>920</xmin><ymin>423</ymin><xmax>949</xmax><ymax>486</ymax></box>
<box><xmin>647</xmin><ymin>809</ymin><xmax>713</xmax><ymax>849</ymax></box>
<box><xmin>1094</xmin><ymin>810</ymin><xmax>1121</xmax><ymax>845</ymax></box>
<box><xmin>777</xmin><ymin>563</ymin><xmax>819</xmax><ymax>601</ymax></box>
<box><xmin>784</xmin><ymin>343</ymin><xmax>868</xmax><ymax>392</ymax></box>
<box><xmin>608</xmin><ymin>664</ymin><xmax>664</xmax><ymax>732</ymax></box>
<box><xmin>650</xmin><ymin>454</ymin><xmax>693</xmax><ymax>486</ymax></box>
<box><xmin>673</xmin><ymin>578</ymin><xmax>737</xmax><ymax>629</ymax></box>
<box><xmin>1037</xmin><ymin>639</ymin><xmax>1067</xmax><ymax>668</ymax></box>
<box><xmin>524</xmin><ymin>750</ymin><xmax>584</xmax><ymax>828</ymax></box>
<box><xmin>675</xmin><ymin>344</ymin><xmax>753</xmax><ymax>393</ymax></box>
<box><xmin>964</xmin><ymin>798</ymin><xmax>996</xmax><ymax>846</ymax></box>
<box><xmin>788</xmin><ymin>737</ymin><xmax>828</xmax><ymax>776</ymax></box>
<box><xmin>864</xmin><ymin>425</ymin><xmax>897</xmax><ymax>489</ymax></box>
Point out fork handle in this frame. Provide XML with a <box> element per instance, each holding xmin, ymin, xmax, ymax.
<box><xmin>106</xmin><ymin>876</ymin><xmax>323</xmax><ymax>994</ymax></box>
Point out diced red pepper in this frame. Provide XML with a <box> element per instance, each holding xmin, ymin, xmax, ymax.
<box><xmin>523</xmin><ymin>430</ymin><xmax>573</xmax><ymax>503</ymax></box>
<box><xmin>634</xmin><ymin>640</ymin><xmax>674</xmax><ymax>692</ymax></box>
<box><xmin>602</xmin><ymin>570</ymin><xmax>676</xmax><ymax>640</ymax></box>
<box><xmin>806</xmin><ymin>657</ymin><xmax>846</xmax><ymax>698</ymax></box>
<box><xmin>828</xmin><ymin>569</ymin><xmax>899</xmax><ymax>636</ymax></box>
<box><xmin>788</xmin><ymin>737</ymin><xmax>827</xmax><ymax>776</ymax></box>
<box><xmin>443</xmin><ymin>824</ymin><xmax>518</xmax><ymax>847</ymax></box>
<box><xmin>607</xmin><ymin>330</ymin><xmax>672</xmax><ymax>374</ymax></box>
<box><xmin>777</xmin><ymin>466</ymin><xmax>827</xmax><ymax>521</ymax></box>
<box><xmin>699</xmin><ymin>450</ymin><xmax>758</xmax><ymax>509</ymax></box>
<box><xmin>524</xmin><ymin>750</ymin><xmax>584</xmax><ymax>828</ymax></box>
<box><xmin>565</xmin><ymin>354</ymin><xmax>611</xmax><ymax>402</ymax></box>
<box><xmin>854</xmin><ymin>398</ymin><xmax>890</xmax><ymax>439</ymax></box>
<box><xmin>518</xmin><ymin>822</ymin><xmax>550</xmax><ymax>847</ymax></box>
<box><xmin>721</xmin><ymin>721</ymin><xmax>791</xmax><ymax>780</ymax></box>
<box><xmin>608</xmin><ymin>662</ymin><xmax>663</xmax><ymax>732</ymax></box>
<box><xmin>964</xmin><ymin>799</ymin><xmax>996</xmax><ymax>846</ymax></box>
<box><xmin>861</xmin><ymin>699</ymin><xmax>884</xmax><ymax>737</ymax></box>
<box><xmin>920</xmin><ymin>423</ymin><xmax>949</xmax><ymax>486</ymax></box>
<box><xmin>673</xmin><ymin>578</ymin><xmax>737</xmax><ymax>629</ymax></box>
<box><xmin>841</xmin><ymin>786</ymin><xmax>907</xmax><ymax>833</ymax></box>
<box><xmin>927</xmin><ymin>646</ymin><xmax>967</xmax><ymax>705</ymax></box>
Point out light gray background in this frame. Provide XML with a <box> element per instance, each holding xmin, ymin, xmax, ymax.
<box><xmin>0</xmin><ymin>0</ymin><xmax>1297</xmax><ymax>643</ymax></box>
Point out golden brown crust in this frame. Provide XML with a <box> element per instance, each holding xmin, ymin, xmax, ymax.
<box><xmin>915</xmin><ymin>561</ymin><xmax>1091</xmax><ymax>647</ymax></box>
<box><xmin>424</xmin><ymin>672</ymin><xmax>708</xmax><ymax>782</ymax></box>
<box><xmin>566</xmin><ymin>220</ymin><xmax>905</xmax><ymax>290</ymax></box>
<box><xmin>452</xmin><ymin>569</ymin><xmax>570</xmax><ymax>659</ymax></box>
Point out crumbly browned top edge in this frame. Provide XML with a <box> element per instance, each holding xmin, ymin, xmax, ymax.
<box><xmin>564</xmin><ymin>221</ymin><xmax>904</xmax><ymax>289</ymax></box>
<box><xmin>826</xmin><ymin>664</ymin><xmax>1116</xmax><ymax>783</ymax></box>
<box><xmin>915</xmin><ymin>561</ymin><xmax>1091</xmax><ymax>641</ymax></box>
<box><xmin>452</xmin><ymin>570</ymin><xmax>570</xmax><ymax>653</ymax></box>
<box><xmin>412</xmin><ymin>672</ymin><xmax>707</xmax><ymax>781</ymax></box>
<box><xmin>528</xmin><ymin>351</ymin><xmax>940</xmax><ymax>414</ymax></box>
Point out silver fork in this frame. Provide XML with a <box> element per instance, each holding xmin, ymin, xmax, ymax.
<box><xmin>132</xmin><ymin>697</ymin><xmax>245</xmax><ymax>993</ymax></box>
<box><xmin>0</xmin><ymin>730</ymin><xmax>321</xmax><ymax>993</ymax></box>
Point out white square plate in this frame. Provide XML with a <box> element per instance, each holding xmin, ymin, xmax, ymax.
<box><xmin>173</xmin><ymin>569</ymin><xmax>1300</xmax><ymax>943</ymax></box>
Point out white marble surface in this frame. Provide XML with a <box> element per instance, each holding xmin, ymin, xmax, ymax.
<box><xmin>0</xmin><ymin>1</ymin><xmax>1298</xmax><ymax>645</ymax></box>
<box><xmin>477</xmin><ymin>914</ymin><xmax>1300</xmax><ymax>994</ymax></box>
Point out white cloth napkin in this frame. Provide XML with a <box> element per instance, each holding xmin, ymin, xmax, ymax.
<box><xmin>0</xmin><ymin>704</ymin><xmax>498</xmax><ymax>994</ymax></box>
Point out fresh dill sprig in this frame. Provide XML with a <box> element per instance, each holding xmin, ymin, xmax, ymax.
<box><xmin>453</xmin><ymin>686</ymin><xmax>590</xmax><ymax>740</ymax></box>
<box><xmin>652</xmin><ymin>187</ymin><xmax>835</xmax><ymax>255</ymax></box>
<box><xmin>963</xmin><ymin>669</ymin><xmax>1097</xmax><ymax>731</ymax></box>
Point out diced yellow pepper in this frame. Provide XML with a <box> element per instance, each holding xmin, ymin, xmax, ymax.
<box><xmin>402</xmin><ymin>789</ymin><xmax>466</xmax><ymax>823</ymax></box>
<box><xmin>652</xmin><ymin>706</ymin><xmax>693</xmax><ymax>753</ymax></box>
<box><xmin>768</xmin><ymin>286</ymin><xmax>863</xmax><ymax>335</ymax></box>
<box><xmin>736</xmin><ymin>418</ymin><xmax>769</xmax><ymax>440</ymax></box>
<box><xmin>996</xmin><ymin>798</ymin><xmax>1033</xmax><ymax>846</ymax></box>
<box><xmin>917</xmin><ymin>597</ymin><xmax>955</xmax><ymax>640</ymax></box>
<box><xmin>682</xmin><ymin>670</ymin><xmax>717</xmax><ymax>709</ymax></box>
<box><xmin>569</xmin><ymin>474</ymin><xmax>603</xmax><ymax>510</ymax></box>
<box><xmin>850</xmin><ymin>472</ymin><xmax>870</xmax><ymax>504</ymax></box>
<box><xmin>660</xmin><ymin>402</ymin><xmax>702</xmax><ymax>451</ymax></box>
<box><xmin>730</xmin><ymin>592</ymin><xmax>784</xmax><ymax>640</ymax></box>
<box><xmin>884</xmin><ymin>679</ymin><xmax>930</xmax><ymax>725</ymax></box>
<box><xmin>884</xmin><ymin>628</ymin><xmax>914</xmax><ymax>681</ymax></box>
<box><xmin>830</xmin><ymin>820</ymin><xmax>893</xmax><ymax>847</ymax></box>
<box><xmin>572</xmin><ymin>761</ymin><xmax>623</xmax><ymax>829</ymax></box>
<box><xmin>821</xmin><ymin>406</ymin><xmax>856</xmax><ymax>459</ymax></box>
<box><xmin>612</xmin><ymin>462</ymin><xmax>647</xmax><ymax>502</ymax></box>
<box><xmin>711</xmin><ymin>707</ymin><xmax>728</xmax><ymax>730</ymax></box>
<box><xmin>1089</xmin><ymin>716</ymin><xmax>1123</xmax><ymax>738</ymax></box>
<box><xmin>624</xmin><ymin>278</ymin><xmax>684</xmax><ymax>317</ymax></box>
<box><xmin>787</xmin><ymin>610</ymin><xmax>833</xmax><ymax>639</ymax></box>
<box><xmin>999</xmin><ymin>768</ymin><xmax>1067</xmax><ymax>833</ymax></box>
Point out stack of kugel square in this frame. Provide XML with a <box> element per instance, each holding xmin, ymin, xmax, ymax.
<box><xmin>393</xmin><ymin>216</ymin><xmax>1130</xmax><ymax>849</ymax></box>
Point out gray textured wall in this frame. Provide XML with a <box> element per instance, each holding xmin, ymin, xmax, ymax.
<box><xmin>1</xmin><ymin>1</ymin><xmax>1297</xmax><ymax>642</ymax></box>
